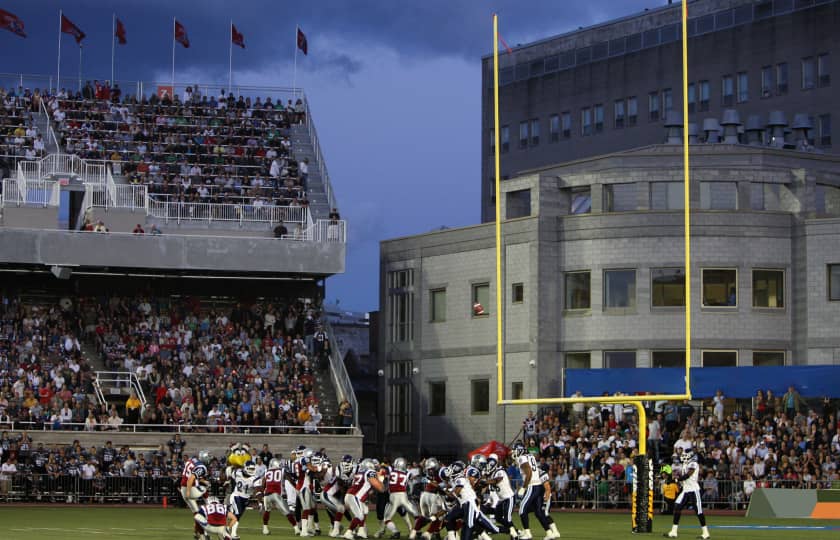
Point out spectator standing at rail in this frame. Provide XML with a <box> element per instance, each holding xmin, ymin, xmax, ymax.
<box><xmin>782</xmin><ymin>386</ymin><xmax>806</xmax><ymax>419</ymax></box>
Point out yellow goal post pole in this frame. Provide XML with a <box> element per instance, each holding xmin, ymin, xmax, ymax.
<box><xmin>493</xmin><ymin>13</ymin><xmax>504</xmax><ymax>405</ymax></box>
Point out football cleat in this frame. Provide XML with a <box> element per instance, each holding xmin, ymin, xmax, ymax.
<box><xmin>263</xmin><ymin>524</ymin><xmax>271</xmax><ymax>535</ymax></box>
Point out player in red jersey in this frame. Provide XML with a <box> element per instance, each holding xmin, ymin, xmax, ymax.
<box><xmin>181</xmin><ymin>450</ymin><xmax>211</xmax><ymax>540</ymax></box>
<box><xmin>262</xmin><ymin>458</ymin><xmax>299</xmax><ymax>536</ymax></box>
<box><xmin>383</xmin><ymin>457</ymin><xmax>419</xmax><ymax>538</ymax></box>
<box><xmin>195</xmin><ymin>496</ymin><xmax>232</xmax><ymax>540</ymax></box>
<box><xmin>343</xmin><ymin>459</ymin><xmax>385</xmax><ymax>539</ymax></box>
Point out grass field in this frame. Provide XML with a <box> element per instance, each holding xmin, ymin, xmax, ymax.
<box><xmin>0</xmin><ymin>507</ymin><xmax>837</xmax><ymax>540</ymax></box>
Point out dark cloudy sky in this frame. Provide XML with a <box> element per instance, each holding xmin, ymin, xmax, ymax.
<box><xmin>2</xmin><ymin>0</ymin><xmax>655</xmax><ymax>311</ymax></box>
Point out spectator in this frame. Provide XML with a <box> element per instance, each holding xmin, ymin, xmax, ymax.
<box><xmin>713</xmin><ymin>390</ymin><xmax>725</xmax><ymax>423</ymax></box>
<box><xmin>782</xmin><ymin>386</ymin><xmax>806</xmax><ymax>419</ymax></box>
<box><xmin>132</xmin><ymin>224</ymin><xmax>145</xmax><ymax>235</ymax></box>
<box><xmin>149</xmin><ymin>224</ymin><xmax>162</xmax><ymax>235</ymax></box>
<box><xmin>106</xmin><ymin>409</ymin><xmax>123</xmax><ymax>431</ymax></box>
<box><xmin>93</xmin><ymin>220</ymin><xmax>108</xmax><ymax>233</ymax></box>
<box><xmin>125</xmin><ymin>391</ymin><xmax>142</xmax><ymax>424</ymax></box>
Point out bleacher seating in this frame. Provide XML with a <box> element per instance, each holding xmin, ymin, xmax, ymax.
<box><xmin>1</xmin><ymin>88</ymin><xmax>47</xmax><ymax>161</ymax></box>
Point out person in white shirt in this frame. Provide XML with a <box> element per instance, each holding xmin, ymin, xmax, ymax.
<box><xmin>0</xmin><ymin>457</ymin><xmax>17</xmax><ymax>500</ymax></box>
<box><xmin>713</xmin><ymin>390</ymin><xmax>726</xmax><ymax>424</ymax></box>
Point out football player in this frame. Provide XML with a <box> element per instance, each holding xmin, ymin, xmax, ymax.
<box><xmin>382</xmin><ymin>457</ymin><xmax>419</xmax><ymax>538</ymax></box>
<box><xmin>450</xmin><ymin>463</ymin><xmax>498</xmax><ymax>540</ymax></box>
<box><xmin>664</xmin><ymin>449</ymin><xmax>710</xmax><ymax>539</ymax></box>
<box><xmin>229</xmin><ymin>460</ymin><xmax>264</xmax><ymax>540</ymax></box>
<box><xmin>320</xmin><ymin>455</ymin><xmax>349</xmax><ymax>537</ymax></box>
<box><xmin>483</xmin><ymin>453</ymin><xmax>517</xmax><ymax>540</ymax></box>
<box><xmin>262</xmin><ymin>458</ymin><xmax>299</xmax><ymax>536</ymax></box>
<box><xmin>181</xmin><ymin>450</ymin><xmax>212</xmax><ymax>540</ymax></box>
<box><xmin>409</xmin><ymin>458</ymin><xmax>446</xmax><ymax>540</ymax></box>
<box><xmin>343</xmin><ymin>458</ymin><xmax>386</xmax><ymax>539</ymax></box>
<box><xmin>513</xmin><ymin>442</ymin><xmax>559</xmax><ymax>540</ymax></box>
<box><xmin>195</xmin><ymin>496</ymin><xmax>232</xmax><ymax>540</ymax></box>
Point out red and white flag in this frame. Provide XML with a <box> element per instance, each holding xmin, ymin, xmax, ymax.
<box><xmin>231</xmin><ymin>23</ymin><xmax>245</xmax><ymax>48</ymax></box>
<box><xmin>0</xmin><ymin>8</ymin><xmax>26</xmax><ymax>38</ymax></box>
<box><xmin>61</xmin><ymin>14</ymin><xmax>85</xmax><ymax>44</ymax></box>
<box><xmin>296</xmin><ymin>27</ymin><xmax>307</xmax><ymax>55</ymax></box>
<box><xmin>115</xmin><ymin>18</ymin><xmax>127</xmax><ymax>45</ymax></box>
<box><xmin>174</xmin><ymin>19</ymin><xmax>189</xmax><ymax>48</ymax></box>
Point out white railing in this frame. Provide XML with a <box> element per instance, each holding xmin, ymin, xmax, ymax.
<box><xmin>106</xmin><ymin>166</ymin><xmax>117</xmax><ymax>207</ymax></box>
<box><xmin>93</xmin><ymin>371</ymin><xmax>147</xmax><ymax>409</ymax></box>
<box><xmin>148</xmin><ymin>199</ymin><xmax>309</xmax><ymax>225</ymax></box>
<box><xmin>308</xmin><ymin>219</ymin><xmax>346</xmax><ymax>243</ymax></box>
<box><xmin>113</xmin><ymin>184</ymin><xmax>148</xmax><ymax>210</ymax></box>
<box><xmin>1</xmin><ymin>178</ymin><xmax>60</xmax><ymax>207</ymax></box>
<box><xmin>14</xmin><ymin>153</ymin><xmax>107</xmax><ymax>184</ymax></box>
<box><xmin>304</xmin><ymin>96</ymin><xmax>338</xmax><ymax>211</ymax></box>
<box><xmin>1</xmin><ymin>178</ymin><xmax>22</xmax><ymax>206</ymax></box>
<box><xmin>0</xmin><ymin>420</ymin><xmax>357</xmax><ymax>434</ymax></box>
<box><xmin>39</xmin><ymin>94</ymin><xmax>60</xmax><ymax>152</ymax></box>
<box><xmin>324</xmin><ymin>320</ymin><xmax>359</xmax><ymax>429</ymax></box>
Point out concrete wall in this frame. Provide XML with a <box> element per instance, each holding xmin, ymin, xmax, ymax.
<box><xmin>2</xmin><ymin>206</ymin><xmax>58</xmax><ymax>229</ymax></box>
<box><xmin>5</xmin><ymin>430</ymin><xmax>363</xmax><ymax>460</ymax></box>
<box><xmin>0</xmin><ymin>227</ymin><xmax>345</xmax><ymax>276</ymax></box>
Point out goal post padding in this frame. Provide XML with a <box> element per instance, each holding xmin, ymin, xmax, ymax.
<box><xmin>631</xmin><ymin>456</ymin><xmax>653</xmax><ymax>533</ymax></box>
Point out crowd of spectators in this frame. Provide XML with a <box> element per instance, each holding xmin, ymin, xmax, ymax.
<box><xmin>0</xmin><ymin>431</ymin><xmax>283</xmax><ymax>503</ymax></box>
<box><xmin>1</xmin><ymin>87</ymin><xmax>48</xmax><ymax>163</ymax></box>
<box><xmin>522</xmin><ymin>391</ymin><xmax>839</xmax><ymax>510</ymax></box>
<box><xmin>43</xmin><ymin>81</ymin><xmax>311</xmax><ymax>209</ymax></box>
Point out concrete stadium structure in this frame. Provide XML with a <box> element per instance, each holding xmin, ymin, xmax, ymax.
<box><xmin>379</xmin><ymin>142</ymin><xmax>840</xmax><ymax>457</ymax></box>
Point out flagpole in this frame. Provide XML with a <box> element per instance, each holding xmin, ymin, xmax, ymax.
<box><xmin>57</xmin><ymin>10</ymin><xmax>62</xmax><ymax>92</ymax></box>
<box><xmin>171</xmin><ymin>17</ymin><xmax>176</xmax><ymax>89</ymax></box>
<box><xmin>228</xmin><ymin>20</ymin><xmax>233</xmax><ymax>93</ymax></box>
<box><xmin>293</xmin><ymin>24</ymin><xmax>298</xmax><ymax>98</ymax></box>
<box><xmin>78</xmin><ymin>44</ymin><xmax>83</xmax><ymax>92</ymax></box>
<box><xmin>111</xmin><ymin>13</ymin><xmax>115</xmax><ymax>84</ymax></box>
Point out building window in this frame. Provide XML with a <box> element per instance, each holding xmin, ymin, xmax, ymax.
<box><xmin>512</xmin><ymin>283</ymin><xmax>524</xmax><ymax>304</ymax></box>
<box><xmin>819</xmin><ymin>114</ymin><xmax>832</xmax><ymax>146</ymax></box>
<box><xmin>511</xmin><ymin>382</ymin><xmax>524</xmax><ymax>400</ymax></box>
<box><xmin>627</xmin><ymin>97</ymin><xmax>638</xmax><ymax>126</ymax></box>
<box><xmin>816</xmin><ymin>184</ymin><xmax>840</xmax><ymax>216</ymax></box>
<box><xmin>388</xmin><ymin>270</ymin><xmax>414</xmax><ymax>343</ymax></box>
<box><xmin>722</xmin><ymin>75</ymin><xmax>734</xmax><ymax>106</ymax></box>
<box><xmin>472</xmin><ymin>283</ymin><xmax>490</xmax><ymax>316</ymax></box>
<box><xmin>737</xmin><ymin>72</ymin><xmax>749</xmax><ymax>103</ymax></box>
<box><xmin>604</xmin><ymin>183</ymin><xmax>637</xmax><ymax>212</ymax></box>
<box><xmin>750</xmin><ymin>183</ymin><xmax>781</xmax><ymax>211</ymax></box>
<box><xmin>702</xmin><ymin>268</ymin><xmax>737</xmax><ymax>307</ymax></box>
<box><xmin>549</xmin><ymin>114</ymin><xmax>560</xmax><ymax>142</ymax></box>
<box><xmin>489</xmin><ymin>129</ymin><xmax>495</xmax><ymax>155</ymax></box>
<box><xmin>501</xmin><ymin>125</ymin><xmax>509</xmax><ymax>153</ymax></box>
<box><xmin>594</xmin><ymin>104</ymin><xmax>604</xmax><ymax>133</ymax></box>
<box><xmin>699</xmin><ymin>80</ymin><xmax>710</xmax><ymax>111</ymax></box>
<box><xmin>802</xmin><ymin>57</ymin><xmax>816</xmax><ymax>89</ymax></box>
<box><xmin>776</xmin><ymin>63</ymin><xmax>788</xmax><ymax>94</ymax></box>
<box><xmin>650</xmin><ymin>181</ymin><xmax>684</xmax><ymax>210</ymax></box>
<box><xmin>506</xmin><ymin>189</ymin><xmax>531</xmax><ymax>219</ymax></box>
<box><xmin>662</xmin><ymin>88</ymin><xmax>673</xmax><ymax>116</ymax></box>
<box><xmin>753</xmin><ymin>351</ymin><xmax>785</xmax><ymax>367</ymax></box>
<box><xmin>652</xmin><ymin>268</ymin><xmax>685</xmax><ymax>307</ymax></box>
<box><xmin>702</xmin><ymin>350</ymin><xmax>737</xmax><ymax>367</ymax></box>
<box><xmin>530</xmin><ymin>118</ymin><xmax>540</xmax><ymax>146</ymax></box>
<box><xmin>648</xmin><ymin>92</ymin><xmax>660</xmax><ymax>121</ymax></box>
<box><xmin>565</xmin><ymin>271</ymin><xmax>591</xmax><ymax>310</ymax></box>
<box><xmin>829</xmin><ymin>264</ymin><xmax>840</xmax><ymax>301</ymax></box>
<box><xmin>429</xmin><ymin>381</ymin><xmax>446</xmax><ymax>416</ymax></box>
<box><xmin>604</xmin><ymin>351</ymin><xmax>636</xmax><ymax>369</ymax></box>
<box><xmin>519</xmin><ymin>121</ymin><xmax>528</xmax><ymax>149</ymax></box>
<box><xmin>818</xmin><ymin>53</ymin><xmax>830</xmax><ymax>87</ymax></box>
<box><xmin>761</xmin><ymin>66</ymin><xmax>773</xmax><ymax>98</ymax></box>
<box><xmin>581</xmin><ymin>108</ymin><xmax>592</xmax><ymax>136</ymax></box>
<box><xmin>430</xmin><ymin>288</ymin><xmax>446</xmax><ymax>322</ymax></box>
<box><xmin>752</xmin><ymin>269</ymin><xmax>784</xmax><ymax>309</ymax></box>
<box><xmin>471</xmin><ymin>379</ymin><xmax>490</xmax><ymax>414</ymax></box>
<box><xmin>700</xmin><ymin>182</ymin><xmax>738</xmax><ymax>210</ymax></box>
<box><xmin>561</xmin><ymin>111</ymin><xmax>571</xmax><ymax>138</ymax></box>
<box><xmin>388</xmin><ymin>361</ymin><xmax>412</xmax><ymax>433</ymax></box>
<box><xmin>565</xmin><ymin>352</ymin><xmax>590</xmax><ymax>369</ymax></box>
<box><xmin>614</xmin><ymin>100</ymin><xmax>625</xmax><ymax>128</ymax></box>
<box><xmin>652</xmin><ymin>350</ymin><xmax>685</xmax><ymax>368</ymax></box>
<box><xmin>687</xmin><ymin>83</ymin><xmax>696</xmax><ymax>114</ymax></box>
<box><xmin>570</xmin><ymin>187</ymin><xmax>591</xmax><ymax>214</ymax></box>
<box><xmin>604</xmin><ymin>269</ymin><xmax>636</xmax><ymax>310</ymax></box>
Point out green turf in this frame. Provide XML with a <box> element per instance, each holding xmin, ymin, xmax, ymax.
<box><xmin>0</xmin><ymin>507</ymin><xmax>837</xmax><ymax>540</ymax></box>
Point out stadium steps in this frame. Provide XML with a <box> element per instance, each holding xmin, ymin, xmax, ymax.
<box><xmin>289</xmin><ymin>124</ymin><xmax>331</xmax><ymax>220</ymax></box>
<box><xmin>35</xmin><ymin>111</ymin><xmax>60</xmax><ymax>154</ymax></box>
<box><xmin>314</xmin><ymin>368</ymin><xmax>341</xmax><ymax>426</ymax></box>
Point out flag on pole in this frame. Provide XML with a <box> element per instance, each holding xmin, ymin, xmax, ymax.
<box><xmin>498</xmin><ymin>34</ymin><xmax>513</xmax><ymax>55</ymax></box>
<box><xmin>231</xmin><ymin>23</ymin><xmax>245</xmax><ymax>48</ymax></box>
<box><xmin>0</xmin><ymin>8</ymin><xmax>26</xmax><ymax>38</ymax></box>
<box><xmin>174</xmin><ymin>19</ymin><xmax>189</xmax><ymax>48</ymax></box>
<box><xmin>115</xmin><ymin>18</ymin><xmax>126</xmax><ymax>45</ymax></box>
<box><xmin>61</xmin><ymin>14</ymin><xmax>85</xmax><ymax>44</ymax></box>
<box><xmin>296</xmin><ymin>27</ymin><xmax>307</xmax><ymax>55</ymax></box>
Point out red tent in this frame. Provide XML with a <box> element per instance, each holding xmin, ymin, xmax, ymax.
<box><xmin>467</xmin><ymin>440</ymin><xmax>510</xmax><ymax>460</ymax></box>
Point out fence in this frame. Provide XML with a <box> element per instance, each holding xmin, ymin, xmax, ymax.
<box><xmin>0</xmin><ymin>420</ymin><xmax>357</xmax><ymax>435</ymax></box>
<box><xmin>147</xmin><ymin>198</ymin><xmax>310</xmax><ymax>226</ymax></box>
<box><xmin>303</xmin><ymin>96</ymin><xmax>338</xmax><ymax>211</ymax></box>
<box><xmin>0</xmin><ymin>178</ymin><xmax>60</xmax><ymax>207</ymax></box>
<box><xmin>0</xmin><ymin>473</ymin><xmax>200</xmax><ymax>505</ymax></box>
<box><xmin>307</xmin><ymin>219</ymin><xmax>347</xmax><ymax>243</ymax></box>
<box><xmin>324</xmin><ymin>320</ymin><xmax>359</xmax><ymax>429</ymax></box>
<box><xmin>16</xmin><ymin>153</ymin><xmax>106</xmax><ymax>184</ymax></box>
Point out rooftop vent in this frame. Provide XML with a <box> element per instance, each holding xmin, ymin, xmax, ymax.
<box><xmin>664</xmin><ymin>111</ymin><xmax>683</xmax><ymax>144</ymax></box>
<box><xmin>745</xmin><ymin>114</ymin><xmax>764</xmax><ymax>146</ymax></box>
<box><xmin>792</xmin><ymin>113</ymin><xmax>814</xmax><ymax>151</ymax></box>
<box><xmin>720</xmin><ymin>109</ymin><xmax>742</xmax><ymax>144</ymax></box>
<box><xmin>766</xmin><ymin>111</ymin><xmax>787</xmax><ymax>148</ymax></box>
<box><xmin>703</xmin><ymin>118</ymin><xmax>721</xmax><ymax>143</ymax></box>
<box><xmin>687</xmin><ymin>122</ymin><xmax>699</xmax><ymax>144</ymax></box>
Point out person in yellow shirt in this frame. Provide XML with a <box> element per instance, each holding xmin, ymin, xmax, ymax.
<box><xmin>660</xmin><ymin>465</ymin><xmax>679</xmax><ymax>515</ymax></box>
<box><xmin>125</xmin><ymin>391</ymin><xmax>142</xmax><ymax>425</ymax></box>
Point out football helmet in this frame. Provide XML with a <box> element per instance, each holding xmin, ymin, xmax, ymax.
<box><xmin>243</xmin><ymin>460</ymin><xmax>257</xmax><ymax>476</ymax></box>
<box><xmin>292</xmin><ymin>445</ymin><xmax>307</xmax><ymax>458</ymax></box>
<box><xmin>449</xmin><ymin>460</ymin><xmax>466</xmax><ymax>477</ymax></box>
<box><xmin>680</xmin><ymin>449</ymin><xmax>697</xmax><ymax>465</ymax></box>
<box><xmin>438</xmin><ymin>466</ymin><xmax>453</xmax><ymax>483</ymax></box>
<box><xmin>486</xmin><ymin>453</ymin><xmax>500</xmax><ymax>474</ymax></box>
<box><xmin>470</xmin><ymin>454</ymin><xmax>487</xmax><ymax>471</ymax></box>
<box><xmin>302</xmin><ymin>448</ymin><xmax>315</xmax><ymax>460</ymax></box>
<box><xmin>198</xmin><ymin>450</ymin><xmax>211</xmax><ymax>464</ymax></box>
<box><xmin>511</xmin><ymin>441</ymin><xmax>526</xmax><ymax>458</ymax></box>
<box><xmin>393</xmin><ymin>457</ymin><xmax>408</xmax><ymax>472</ymax></box>
<box><xmin>359</xmin><ymin>458</ymin><xmax>377</xmax><ymax>471</ymax></box>
<box><xmin>424</xmin><ymin>457</ymin><xmax>440</xmax><ymax>474</ymax></box>
<box><xmin>207</xmin><ymin>496</ymin><xmax>220</xmax><ymax>505</ymax></box>
<box><xmin>269</xmin><ymin>458</ymin><xmax>282</xmax><ymax>469</ymax></box>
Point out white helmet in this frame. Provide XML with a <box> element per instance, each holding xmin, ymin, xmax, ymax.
<box><xmin>243</xmin><ymin>460</ymin><xmax>257</xmax><ymax>477</ymax></box>
<box><xmin>392</xmin><ymin>457</ymin><xmax>408</xmax><ymax>472</ymax></box>
<box><xmin>269</xmin><ymin>458</ymin><xmax>282</xmax><ymax>469</ymax></box>
<box><xmin>424</xmin><ymin>457</ymin><xmax>440</xmax><ymax>473</ymax></box>
<box><xmin>359</xmin><ymin>458</ymin><xmax>377</xmax><ymax>471</ymax></box>
<box><xmin>207</xmin><ymin>496</ymin><xmax>220</xmax><ymax>505</ymax></box>
<box><xmin>198</xmin><ymin>450</ymin><xmax>211</xmax><ymax>464</ymax></box>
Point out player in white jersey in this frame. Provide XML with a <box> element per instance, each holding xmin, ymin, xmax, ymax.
<box><xmin>410</xmin><ymin>458</ymin><xmax>446</xmax><ymax>540</ymax></box>
<box><xmin>383</xmin><ymin>457</ymin><xmax>420</xmax><ymax>538</ymax></box>
<box><xmin>450</xmin><ymin>469</ymin><xmax>498</xmax><ymax>540</ymax></box>
<box><xmin>483</xmin><ymin>453</ymin><xmax>517</xmax><ymax>539</ymax></box>
<box><xmin>512</xmin><ymin>442</ymin><xmax>560</xmax><ymax>540</ymax></box>
<box><xmin>664</xmin><ymin>449</ymin><xmax>710</xmax><ymax>539</ymax></box>
<box><xmin>229</xmin><ymin>460</ymin><xmax>263</xmax><ymax>540</ymax></box>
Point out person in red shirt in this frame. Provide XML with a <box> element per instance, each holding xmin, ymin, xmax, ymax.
<box><xmin>39</xmin><ymin>383</ymin><xmax>54</xmax><ymax>406</ymax></box>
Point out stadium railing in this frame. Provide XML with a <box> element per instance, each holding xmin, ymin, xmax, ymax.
<box><xmin>324</xmin><ymin>320</ymin><xmax>359</xmax><ymax>429</ymax></box>
<box><xmin>303</xmin><ymin>96</ymin><xmax>337</xmax><ymax>211</ymax></box>
<box><xmin>0</xmin><ymin>421</ymin><xmax>356</xmax><ymax>435</ymax></box>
